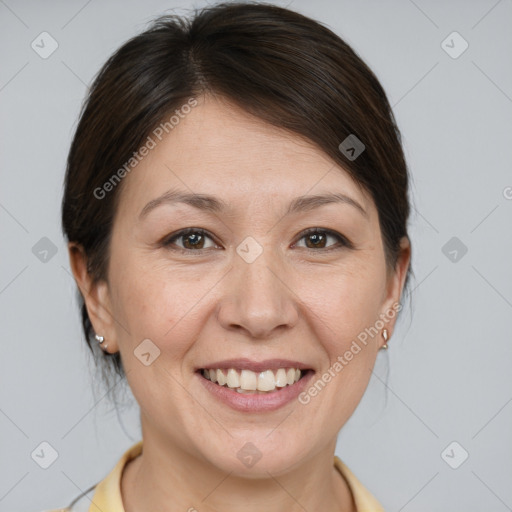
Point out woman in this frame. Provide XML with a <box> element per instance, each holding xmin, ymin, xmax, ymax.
<box><xmin>55</xmin><ymin>2</ymin><xmax>412</xmax><ymax>510</ymax></box>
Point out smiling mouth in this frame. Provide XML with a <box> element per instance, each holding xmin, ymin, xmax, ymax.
<box><xmin>199</xmin><ymin>367</ymin><xmax>310</xmax><ymax>394</ymax></box>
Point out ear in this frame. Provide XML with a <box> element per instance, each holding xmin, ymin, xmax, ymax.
<box><xmin>380</xmin><ymin>236</ymin><xmax>411</xmax><ymax>342</ymax></box>
<box><xmin>68</xmin><ymin>242</ymin><xmax>119</xmax><ymax>352</ymax></box>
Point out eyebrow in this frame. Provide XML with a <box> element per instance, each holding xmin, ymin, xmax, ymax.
<box><xmin>139</xmin><ymin>189</ymin><xmax>368</xmax><ymax>220</ymax></box>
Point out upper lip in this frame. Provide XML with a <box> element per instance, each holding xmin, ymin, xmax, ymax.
<box><xmin>196</xmin><ymin>358</ymin><xmax>312</xmax><ymax>373</ymax></box>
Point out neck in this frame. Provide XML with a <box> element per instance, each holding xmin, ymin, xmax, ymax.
<box><xmin>121</xmin><ymin>433</ymin><xmax>356</xmax><ymax>512</ymax></box>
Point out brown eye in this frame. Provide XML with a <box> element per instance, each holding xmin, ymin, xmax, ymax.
<box><xmin>163</xmin><ymin>228</ymin><xmax>217</xmax><ymax>251</ymax></box>
<box><xmin>304</xmin><ymin>231</ymin><xmax>328</xmax><ymax>249</ymax></box>
<box><xmin>295</xmin><ymin>228</ymin><xmax>351</xmax><ymax>251</ymax></box>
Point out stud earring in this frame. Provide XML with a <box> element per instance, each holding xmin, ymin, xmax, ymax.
<box><xmin>95</xmin><ymin>334</ymin><xmax>108</xmax><ymax>352</ymax></box>
<box><xmin>381</xmin><ymin>329</ymin><xmax>389</xmax><ymax>350</ymax></box>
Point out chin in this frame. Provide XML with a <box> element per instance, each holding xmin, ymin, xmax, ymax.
<box><xmin>196</xmin><ymin>433</ymin><xmax>311</xmax><ymax>478</ymax></box>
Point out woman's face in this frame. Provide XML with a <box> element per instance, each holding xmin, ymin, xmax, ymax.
<box><xmin>79</xmin><ymin>94</ymin><xmax>410</xmax><ymax>475</ymax></box>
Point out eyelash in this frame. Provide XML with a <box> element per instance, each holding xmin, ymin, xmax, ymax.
<box><xmin>161</xmin><ymin>227</ymin><xmax>353</xmax><ymax>254</ymax></box>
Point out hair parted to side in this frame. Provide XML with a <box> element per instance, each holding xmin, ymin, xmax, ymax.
<box><xmin>62</xmin><ymin>1</ymin><xmax>414</xmax><ymax>405</ymax></box>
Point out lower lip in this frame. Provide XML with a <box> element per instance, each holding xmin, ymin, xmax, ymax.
<box><xmin>197</xmin><ymin>371</ymin><xmax>314</xmax><ymax>412</ymax></box>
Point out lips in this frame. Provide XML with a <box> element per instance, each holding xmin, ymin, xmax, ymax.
<box><xmin>195</xmin><ymin>358</ymin><xmax>313</xmax><ymax>407</ymax></box>
<box><xmin>197</xmin><ymin>366</ymin><xmax>314</xmax><ymax>412</ymax></box>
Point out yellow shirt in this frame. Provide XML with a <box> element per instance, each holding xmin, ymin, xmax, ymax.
<box><xmin>46</xmin><ymin>440</ymin><xmax>385</xmax><ymax>512</ymax></box>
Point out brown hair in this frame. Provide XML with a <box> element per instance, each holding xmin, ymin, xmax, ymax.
<box><xmin>62</xmin><ymin>1</ymin><xmax>413</xmax><ymax>401</ymax></box>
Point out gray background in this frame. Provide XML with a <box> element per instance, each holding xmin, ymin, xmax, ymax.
<box><xmin>1</xmin><ymin>0</ymin><xmax>511</xmax><ymax>511</ymax></box>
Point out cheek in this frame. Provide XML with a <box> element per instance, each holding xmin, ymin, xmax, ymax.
<box><xmin>301</xmin><ymin>260</ymin><xmax>386</xmax><ymax>353</ymax></box>
<box><xmin>108</xmin><ymin>260</ymin><xmax>203</xmax><ymax>414</ymax></box>
<box><xmin>296</xmin><ymin>268</ymin><xmax>384</xmax><ymax>430</ymax></box>
<box><xmin>109</xmin><ymin>255</ymin><xmax>200</xmax><ymax>352</ymax></box>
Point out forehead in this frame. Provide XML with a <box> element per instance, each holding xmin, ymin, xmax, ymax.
<box><xmin>116</xmin><ymin>94</ymin><xmax>375</xmax><ymax>220</ymax></box>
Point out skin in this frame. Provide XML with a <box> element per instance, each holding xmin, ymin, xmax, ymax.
<box><xmin>69</xmin><ymin>94</ymin><xmax>410</xmax><ymax>512</ymax></box>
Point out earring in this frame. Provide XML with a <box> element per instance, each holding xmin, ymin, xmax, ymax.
<box><xmin>381</xmin><ymin>329</ymin><xmax>389</xmax><ymax>350</ymax></box>
<box><xmin>95</xmin><ymin>334</ymin><xmax>108</xmax><ymax>352</ymax></box>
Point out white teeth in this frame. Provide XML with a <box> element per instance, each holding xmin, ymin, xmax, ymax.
<box><xmin>217</xmin><ymin>369</ymin><xmax>226</xmax><ymax>386</ymax></box>
<box><xmin>202</xmin><ymin>367</ymin><xmax>304</xmax><ymax>393</ymax></box>
<box><xmin>240</xmin><ymin>369</ymin><xmax>257</xmax><ymax>390</ymax></box>
<box><xmin>258</xmin><ymin>370</ymin><xmax>276</xmax><ymax>391</ymax></box>
<box><xmin>275</xmin><ymin>368</ymin><xmax>287</xmax><ymax>388</ymax></box>
<box><xmin>226</xmin><ymin>368</ymin><xmax>240</xmax><ymax>388</ymax></box>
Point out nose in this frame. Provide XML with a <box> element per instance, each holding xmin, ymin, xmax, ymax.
<box><xmin>216</xmin><ymin>246</ymin><xmax>299</xmax><ymax>340</ymax></box>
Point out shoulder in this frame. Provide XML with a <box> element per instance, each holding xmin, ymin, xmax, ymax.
<box><xmin>334</xmin><ymin>456</ymin><xmax>386</xmax><ymax>511</ymax></box>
